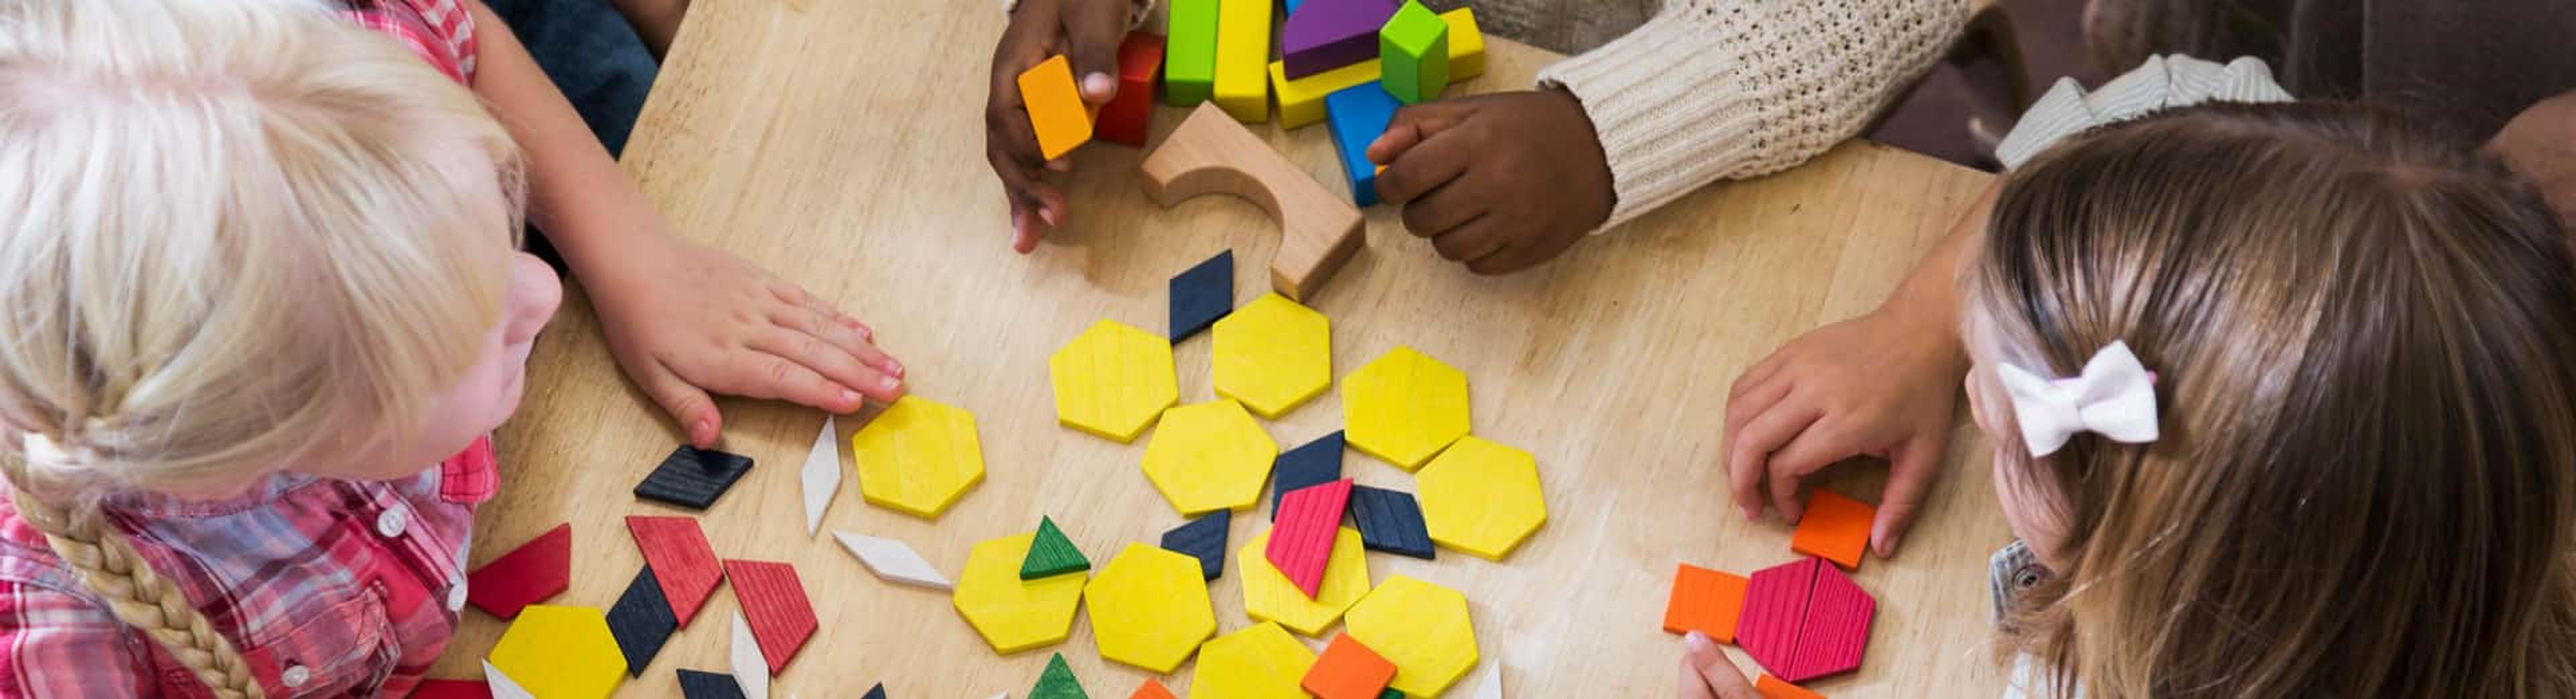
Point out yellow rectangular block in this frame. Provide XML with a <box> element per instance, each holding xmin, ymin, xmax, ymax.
<box><xmin>1017</xmin><ymin>54</ymin><xmax>1093</xmax><ymax>160</ymax></box>
<box><xmin>1441</xmin><ymin>7</ymin><xmax>1485</xmax><ymax>80</ymax></box>
<box><xmin>1213</xmin><ymin>0</ymin><xmax>1271</xmax><ymax>122</ymax></box>
<box><xmin>1270</xmin><ymin>58</ymin><xmax>1382</xmax><ymax>129</ymax></box>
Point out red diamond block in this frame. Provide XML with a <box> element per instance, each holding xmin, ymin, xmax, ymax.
<box><xmin>1267</xmin><ymin>478</ymin><xmax>1353</xmax><ymax>598</ymax></box>
<box><xmin>411</xmin><ymin>679</ymin><xmax>494</xmax><ymax>699</ymax></box>
<box><xmin>627</xmin><ymin>516</ymin><xmax>725</xmax><ymax>627</ymax></box>
<box><xmin>725</xmin><ymin>559</ymin><xmax>818</xmax><ymax>675</ymax></box>
<box><xmin>465</xmin><ymin>523</ymin><xmax>570</xmax><ymax>619</ymax></box>
<box><xmin>1097</xmin><ymin>31</ymin><xmax>1165</xmax><ymax>146</ymax></box>
<box><xmin>1734</xmin><ymin>557</ymin><xmax>1817</xmax><ymax>676</ymax></box>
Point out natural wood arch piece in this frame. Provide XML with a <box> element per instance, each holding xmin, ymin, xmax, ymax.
<box><xmin>1142</xmin><ymin>103</ymin><xmax>1365</xmax><ymax>302</ymax></box>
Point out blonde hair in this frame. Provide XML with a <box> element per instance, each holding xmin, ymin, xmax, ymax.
<box><xmin>0</xmin><ymin>0</ymin><xmax>523</xmax><ymax>695</ymax></box>
<box><xmin>1969</xmin><ymin>101</ymin><xmax>2576</xmax><ymax>698</ymax></box>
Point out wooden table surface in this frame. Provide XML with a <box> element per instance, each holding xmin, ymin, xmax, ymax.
<box><xmin>429</xmin><ymin>1</ymin><xmax>2010</xmax><ymax>696</ymax></box>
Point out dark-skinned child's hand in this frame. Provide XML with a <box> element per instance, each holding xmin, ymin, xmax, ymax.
<box><xmin>985</xmin><ymin>0</ymin><xmax>1130</xmax><ymax>253</ymax></box>
<box><xmin>1366</xmin><ymin>88</ymin><xmax>1616</xmax><ymax>274</ymax></box>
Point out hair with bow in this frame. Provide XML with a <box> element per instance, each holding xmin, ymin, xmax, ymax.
<box><xmin>1996</xmin><ymin>341</ymin><xmax>2160</xmax><ymax>457</ymax></box>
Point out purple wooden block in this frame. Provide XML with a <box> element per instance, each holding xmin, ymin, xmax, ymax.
<box><xmin>1281</xmin><ymin>0</ymin><xmax>1396</xmax><ymax>79</ymax></box>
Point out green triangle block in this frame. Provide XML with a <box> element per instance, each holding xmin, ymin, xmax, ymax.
<box><xmin>1379</xmin><ymin>690</ymin><xmax>1404</xmax><ymax>699</ymax></box>
<box><xmin>1031</xmin><ymin>653</ymin><xmax>1089</xmax><ymax>699</ymax></box>
<box><xmin>1020</xmin><ymin>516</ymin><xmax>1091</xmax><ymax>580</ymax></box>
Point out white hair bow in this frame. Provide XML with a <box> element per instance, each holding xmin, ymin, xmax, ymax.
<box><xmin>1996</xmin><ymin>341</ymin><xmax>2160</xmax><ymax>457</ymax></box>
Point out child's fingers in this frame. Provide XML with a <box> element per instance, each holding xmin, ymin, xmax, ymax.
<box><xmin>1872</xmin><ymin>433</ymin><xmax>1947</xmax><ymax>557</ymax></box>
<box><xmin>749</xmin><ymin>327</ymin><xmax>896</xmax><ymax>409</ymax></box>
<box><xmin>1401</xmin><ymin>182</ymin><xmax>1485</xmax><ymax>239</ymax></box>
<box><xmin>1676</xmin><ymin>655</ymin><xmax>1716</xmax><ymax>699</ymax></box>
<box><xmin>1430</xmin><ymin>220</ymin><xmax>1507</xmax><ymax>263</ymax></box>
<box><xmin>1681</xmin><ymin>632</ymin><xmax>1760</xmax><ymax>699</ymax></box>
<box><xmin>637</xmin><ymin>361</ymin><xmax>723</xmax><ymax>448</ymax></box>
<box><xmin>1727</xmin><ymin>398</ymin><xmax>1820</xmax><ymax>521</ymax></box>
<box><xmin>1765</xmin><ymin>417</ymin><xmax>1859</xmax><ymax>521</ymax></box>
<box><xmin>724</xmin><ymin>350</ymin><xmax>883</xmax><ymax>415</ymax></box>
<box><xmin>1366</xmin><ymin>101</ymin><xmax>1474</xmax><ymax>163</ymax></box>
<box><xmin>767</xmin><ymin>301</ymin><xmax>894</xmax><ymax>377</ymax></box>
<box><xmin>1375</xmin><ymin>126</ymin><xmax>1476</xmax><ymax>206</ymax></box>
<box><xmin>1062</xmin><ymin>0</ymin><xmax>1128</xmax><ymax>103</ymax></box>
<box><xmin>775</xmin><ymin>284</ymin><xmax>878</xmax><ymax>344</ymax></box>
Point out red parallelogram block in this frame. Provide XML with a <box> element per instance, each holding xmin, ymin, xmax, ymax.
<box><xmin>1099</xmin><ymin>31</ymin><xmax>1167</xmax><ymax>147</ymax></box>
<box><xmin>465</xmin><ymin>523</ymin><xmax>571</xmax><ymax>619</ymax></box>
<box><xmin>1267</xmin><ymin>478</ymin><xmax>1354</xmax><ymax>598</ymax></box>
<box><xmin>1789</xmin><ymin>490</ymin><xmax>1875</xmax><ymax>570</ymax></box>
<box><xmin>1734</xmin><ymin>557</ymin><xmax>1821</xmax><ymax>678</ymax></box>
<box><xmin>724</xmin><ymin>559</ymin><xmax>818</xmax><ymax>675</ymax></box>
<box><xmin>1781</xmin><ymin>559</ymin><xmax>1876</xmax><ymax>683</ymax></box>
<box><xmin>627</xmin><ymin>516</ymin><xmax>725</xmax><ymax>627</ymax></box>
<box><xmin>1662</xmin><ymin>563</ymin><xmax>1750</xmax><ymax>643</ymax></box>
<box><xmin>412</xmin><ymin>679</ymin><xmax>496</xmax><ymax>699</ymax></box>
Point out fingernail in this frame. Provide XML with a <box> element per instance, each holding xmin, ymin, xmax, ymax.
<box><xmin>1882</xmin><ymin>534</ymin><xmax>1901</xmax><ymax>557</ymax></box>
<box><xmin>882</xmin><ymin>358</ymin><xmax>904</xmax><ymax>376</ymax></box>
<box><xmin>692</xmin><ymin>419</ymin><xmax>714</xmax><ymax>445</ymax></box>
<box><xmin>1082</xmin><ymin>73</ymin><xmax>1115</xmax><ymax>97</ymax></box>
<box><xmin>1683</xmin><ymin>631</ymin><xmax>1716</xmax><ymax>654</ymax></box>
<box><xmin>1046</xmin><ymin>159</ymin><xmax>1072</xmax><ymax>172</ymax></box>
<box><xmin>879</xmin><ymin>375</ymin><xmax>901</xmax><ymax>392</ymax></box>
<box><xmin>1741</xmin><ymin>505</ymin><xmax>1759</xmax><ymax>521</ymax></box>
<box><xmin>839</xmin><ymin>389</ymin><xmax>861</xmax><ymax>408</ymax></box>
<box><xmin>1038</xmin><ymin>207</ymin><xmax>1061</xmax><ymax>227</ymax></box>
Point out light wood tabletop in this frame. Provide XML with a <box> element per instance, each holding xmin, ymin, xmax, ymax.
<box><xmin>430</xmin><ymin>0</ymin><xmax>2010</xmax><ymax>696</ymax></box>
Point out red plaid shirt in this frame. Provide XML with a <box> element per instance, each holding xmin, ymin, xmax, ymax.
<box><xmin>0</xmin><ymin>4</ymin><xmax>494</xmax><ymax>695</ymax></box>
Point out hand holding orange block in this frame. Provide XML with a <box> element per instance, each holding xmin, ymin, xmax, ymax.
<box><xmin>1790</xmin><ymin>490</ymin><xmax>1875</xmax><ymax>570</ymax></box>
<box><xmin>1016</xmin><ymin>55</ymin><xmax>1094</xmax><ymax>161</ymax></box>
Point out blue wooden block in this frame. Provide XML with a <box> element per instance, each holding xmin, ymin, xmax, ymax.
<box><xmin>1160</xmin><ymin>511</ymin><xmax>1230</xmax><ymax>580</ymax></box>
<box><xmin>1283</xmin><ymin>0</ymin><xmax>1305</xmax><ymax>15</ymax></box>
<box><xmin>676</xmin><ymin>669</ymin><xmax>748</xmax><ymax>699</ymax></box>
<box><xmin>633</xmin><ymin>445</ymin><xmax>755</xmax><ymax>510</ymax></box>
<box><xmin>1169</xmin><ymin>250</ymin><xmax>1234</xmax><ymax>341</ymax></box>
<box><xmin>607</xmin><ymin>568</ymin><xmax>678</xmax><ymax>677</ymax></box>
<box><xmin>1270</xmin><ymin>431</ymin><xmax>1345</xmax><ymax>521</ymax></box>
<box><xmin>862</xmin><ymin>683</ymin><xmax>888</xmax><ymax>699</ymax></box>
<box><xmin>1324</xmin><ymin>83</ymin><xmax>1401</xmax><ymax>206</ymax></box>
<box><xmin>1348</xmin><ymin>485</ymin><xmax>1435</xmax><ymax>559</ymax></box>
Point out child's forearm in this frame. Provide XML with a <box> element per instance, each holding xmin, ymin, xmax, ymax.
<box><xmin>466</xmin><ymin>1</ymin><xmax>671</xmax><ymax>280</ymax></box>
<box><xmin>1877</xmin><ymin>182</ymin><xmax>1999</xmax><ymax>353</ymax></box>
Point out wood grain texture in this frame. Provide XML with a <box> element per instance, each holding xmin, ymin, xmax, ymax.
<box><xmin>433</xmin><ymin>3</ymin><xmax>2008</xmax><ymax>696</ymax></box>
<box><xmin>1143</xmin><ymin>104</ymin><xmax>1366</xmax><ymax>301</ymax></box>
<box><xmin>722</xmin><ymin>560</ymin><xmax>817</xmax><ymax>676</ymax></box>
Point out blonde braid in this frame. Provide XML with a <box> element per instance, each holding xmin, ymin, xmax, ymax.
<box><xmin>3</xmin><ymin>462</ymin><xmax>268</xmax><ymax>699</ymax></box>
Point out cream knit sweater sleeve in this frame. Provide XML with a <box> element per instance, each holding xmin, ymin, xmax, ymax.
<box><xmin>1537</xmin><ymin>0</ymin><xmax>1968</xmax><ymax>230</ymax></box>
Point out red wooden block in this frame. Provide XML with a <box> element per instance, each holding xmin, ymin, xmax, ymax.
<box><xmin>627</xmin><ymin>515</ymin><xmax>725</xmax><ymax>627</ymax></box>
<box><xmin>465</xmin><ymin>523</ymin><xmax>570</xmax><ymax>619</ymax></box>
<box><xmin>1733</xmin><ymin>557</ymin><xmax>1820</xmax><ymax>678</ymax></box>
<box><xmin>1782</xmin><ymin>559</ymin><xmax>1875</xmax><ymax>683</ymax></box>
<box><xmin>1788</xmin><ymin>490</ymin><xmax>1874</xmax><ymax>570</ymax></box>
<box><xmin>724</xmin><ymin>559</ymin><xmax>818</xmax><ymax>675</ymax></box>
<box><xmin>1266</xmin><ymin>478</ymin><xmax>1353</xmax><ymax>598</ymax></box>
<box><xmin>1097</xmin><ymin>31</ymin><xmax>1166</xmax><ymax>146</ymax></box>
<box><xmin>412</xmin><ymin>679</ymin><xmax>495</xmax><ymax>699</ymax></box>
<box><xmin>1130</xmin><ymin>678</ymin><xmax>1180</xmax><ymax>699</ymax></box>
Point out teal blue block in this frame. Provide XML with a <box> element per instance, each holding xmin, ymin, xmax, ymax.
<box><xmin>1325</xmin><ymin>83</ymin><xmax>1399</xmax><ymax>206</ymax></box>
<box><xmin>1377</xmin><ymin>0</ymin><xmax>1447</xmax><ymax>103</ymax></box>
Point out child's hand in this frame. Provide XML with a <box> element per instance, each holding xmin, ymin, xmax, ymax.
<box><xmin>1676</xmin><ymin>632</ymin><xmax>1760</xmax><ymax>699</ymax></box>
<box><xmin>584</xmin><ymin>233</ymin><xmax>905</xmax><ymax>447</ymax></box>
<box><xmin>1723</xmin><ymin>307</ymin><xmax>1967</xmax><ymax>557</ymax></box>
<box><xmin>1366</xmin><ymin>89</ymin><xmax>1615</xmax><ymax>274</ymax></box>
<box><xmin>985</xmin><ymin>0</ymin><xmax>1131</xmax><ymax>254</ymax></box>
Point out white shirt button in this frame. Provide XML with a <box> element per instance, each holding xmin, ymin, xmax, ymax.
<box><xmin>280</xmin><ymin>664</ymin><xmax>311</xmax><ymax>688</ymax></box>
<box><xmin>374</xmin><ymin>508</ymin><xmax>408</xmax><ymax>538</ymax></box>
<box><xmin>446</xmin><ymin>581</ymin><xmax>469</xmax><ymax>612</ymax></box>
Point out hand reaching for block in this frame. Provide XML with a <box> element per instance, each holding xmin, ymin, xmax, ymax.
<box><xmin>987</xmin><ymin>0</ymin><xmax>1133</xmax><ymax>253</ymax></box>
<box><xmin>1366</xmin><ymin>88</ymin><xmax>1616</xmax><ymax>274</ymax></box>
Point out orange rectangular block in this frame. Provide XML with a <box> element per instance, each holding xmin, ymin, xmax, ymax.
<box><xmin>1756</xmin><ymin>674</ymin><xmax>1827</xmax><ymax>699</ymax></box>
<box><xmin>1662</xmin><ymin>563</ymin><xmax>1749</xmax><ymax>642</ymax></box>
<box><xmin>1130</xmin><ymin>678</ymin><xmax>1179</xmax><ymax>699</ymax></box>
<box><xmin>1790</xmin><ymin>490</ymin><xmax>1875</xmax><ymax>570</ymax></box>
<box><xmin>1301</xmin><ymin>633</ymin><xmax>1397</xmax><ymax>699</ymax></box>
<box><xmin>1016</xmin><ymin>54</ymin><xmax>1093</xmax><ymax>160</ymax></box>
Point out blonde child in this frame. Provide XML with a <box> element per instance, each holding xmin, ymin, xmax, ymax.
<box><xmin>0</xmin><ymin>0</ymin><xmax>558</xmax><ymax>695</ymax></box>
<box><xmin>1686</xmin><ymin>99</ymin><xmax>2576</xmax><ymax>697</ymax></box>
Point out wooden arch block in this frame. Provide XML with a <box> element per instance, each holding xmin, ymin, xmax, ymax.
<box><xmin>1141</xmin><ymin>103</ymin><xmax>1364</xmax><ymax>302</ymax></box>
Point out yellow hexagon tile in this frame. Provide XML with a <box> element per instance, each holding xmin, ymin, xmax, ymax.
<box><xmin>952</xmin><ymin>532</ymin><xmax>1089</xmax><ymax>654</ymax></box>
<box><xmin>1345</xmin><ymin>576</ymin><xmax>1479</xmax><ymax>696</ymax></box>
<box><xmin>1416</xmin><ymin>435</ymin><xmax>1547</xmax><ymax>560</ymax></box>
<box><xmin>1189</xmin><ymin>621</ymin><xmax>1318</xmax><ymax>699</ymax></box>
<box><xmin>850</xmin><ymin>395</ymin><xmax>986</xmax><ymax>519</ymax></box>
<box><xmin>1212</xmin><ymin>293</ymin><xmax>1331</xmax><ymax>419</ymax></box>
<box><xmin>1140</xmin><ymin>400</ymin><xmax>1278</xmax><ymax>515</ymax></box>
<box><xmin>1083</xmin><ymin>543</ymin><xmax>1217</xmax><ymax>673</ymax></box>
<box><xmin>1237</xmin><ymin>527</ymin><xmax>1371</xmax><ymax>637</ymax></box>
<box><xmin>1049</xmin><ymin>319</ymin><xmax>1181</xmax><ymax>443</ymax></box>
<box><xmin>1340</xmin><ymin>346</ymin><xmax>1470</xmax><ymax>470</ymax></box>
<box><xmin>487</xmin><ymin>605</ymin><xmax>625</xmax><ymax>699</ymax></box>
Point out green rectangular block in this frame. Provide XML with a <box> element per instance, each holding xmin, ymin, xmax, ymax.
<box><xmin>1379</xmin><ymin>0</ymin><xmax>1448</xmax><ymax>104</ymax></box>
<box><xmin>1166</xmin><ymin>0</ymin><xmax>1218</xmax><ymax>106</ymax></box>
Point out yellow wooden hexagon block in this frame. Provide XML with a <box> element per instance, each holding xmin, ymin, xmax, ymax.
<box><xmin>1344</xmin><ymin>576</ymin><xmax>1479</xmax><ymax>696</ymax></box>
<box><xmin>1340</xmin><ymin>346</ymin><xmax>1469</xmax><ymax>470</ymax></box>
<box><xmin>1140</xmin><ymin>400</ymin><xmax>1279</xmax><ymax>515</ymax></box>
<box><xmin>849</xmin><ymin>395</ymin><xmax>986</xmax><ymax>519</ymax></box>
<box><xmin>1416</xmin><ymin>435</ymin><xmax>1546</xmax><ymax>560</ymax></box>
<box><xmin>952</xmin><ymin>532</ymin><xmax>1089</xmax><ymax>653</ymax></box>
<box><xmin>487</xmin><ymin>604</ymin><xmax>626</xmax><ymax>699</ymax></box>
<box><xmin>1189</xmin><ymin>621</ymin><xmax>1318</xmax><ymax>699</ymax></box>
<box><xmin>1237</xmin><ymin>527</ymin><xmax>1371</xmax><ymax>637</ymax></box>
<box><xmin>1083</xmin><ymin>543</ymin><xmax>1217</xmax><ymax>673</ymax></box>
<box><xmin>1212</xmin><ymin>292</ymin><xmax>1331</xmax><ymax>419</ymax></box>
<box><xmin>1049</xmin><ymin>319</ymin><xmax>1181</xmax><ymax>442</ymax></box>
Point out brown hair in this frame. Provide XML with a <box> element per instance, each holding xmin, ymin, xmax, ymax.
<box><xmin>1968</xmin><ymin>101</ymin><xmax>2576</xmax><ymax>699</ymax></box>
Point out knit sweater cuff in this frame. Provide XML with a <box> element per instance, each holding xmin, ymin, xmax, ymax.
<box><xmin>1538</xmin><ymin>0</ymin><xmax>1968</xmax><ymax>231</ymax></box>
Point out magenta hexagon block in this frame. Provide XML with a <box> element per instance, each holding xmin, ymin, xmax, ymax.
<box><xmin>1733</xmin><ymin>556</ymin><xmax>1876</xmax><ymax>683</ymax></box>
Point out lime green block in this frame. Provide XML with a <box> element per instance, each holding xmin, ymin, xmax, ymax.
<box><xmin>1378</xmin><ymin>0</ymin><xmax>1448</xmax><ymax>104</ymax></box>
<box><xmin>1166</xmin><ymin>0</ymin><xmax>1218</xmax><ymax>106</ymax></box>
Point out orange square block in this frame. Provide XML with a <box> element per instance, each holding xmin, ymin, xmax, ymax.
<box><xmin>1662</xmin><ymin>563</ymin><xmax>1749</xmax><ymax>642</ymax></box>
<box><xmin>1130</xmin><ymin>678</ymin><xmax>1179</xmax><ymax>699</ymax></box>
<box><xmin>1016</xmin><ymin>54</ymin><xmax>1094</xmax><ymax>160</ymax></box>
<box><xmin>1301</xmin><ymin>633</ymin><xmax>1397</xmax><ymax>699</ymax></box>
<box><xmin>1790</xmin><ymin>490</ymin><xmax>1874</xmax><ymax>570</ymax></box>
<box><xmin>1755</xmin><ymin>674</ymin><xmax>1827</xmax><ymax>699</ymax></box>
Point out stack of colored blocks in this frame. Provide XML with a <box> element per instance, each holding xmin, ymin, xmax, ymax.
<box><xmin>1660</xmin><ymin>489</ymin><xmax>1884</xmax><ymax>696</ymax></box>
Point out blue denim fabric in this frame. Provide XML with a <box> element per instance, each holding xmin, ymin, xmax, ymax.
<box><xmin>479</xmin><ymin>0</ymin><xmax>655</xmax><ymax>158</ymax></box>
